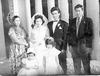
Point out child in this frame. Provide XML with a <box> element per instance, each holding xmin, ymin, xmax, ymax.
<box><xmin>17</xmin><ymin>52</ymin><xmax>39</xmax><ymax>76</ymax></box>
<box><xmin>43</xmin><ymin>37</ymin><xmax>63</xmax><ymax>75</ymax></box>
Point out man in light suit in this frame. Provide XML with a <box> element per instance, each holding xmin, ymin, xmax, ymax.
<box><xmin>47</xmin><ymin>7</ymin><xmax>68</xmax><ymax>74</ymax></box>
<box><xmin>68</xmin><ymin>4</ymin><xmax>93</xmax><ymax>74</ymax></box>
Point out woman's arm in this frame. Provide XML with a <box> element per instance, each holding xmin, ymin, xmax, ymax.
<box><xmin>44</xmin><ymin>26</ymin><xmax>50</xmax><ymax>40</ymax></box>
<box><xmin>32</xmin><ymin>59</ymin><xmax>39</xmax><ymax>69</ymax></box>
<box><xmin>9</xmin><ymin>28</ymin><xmax>28</xmax><ymax>46</ymax></box>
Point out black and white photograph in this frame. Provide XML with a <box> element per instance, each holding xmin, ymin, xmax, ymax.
<box><xmin>0</xmin><ymin>0</ymin><xmax>100</xmax><ymax>76</ymax></box>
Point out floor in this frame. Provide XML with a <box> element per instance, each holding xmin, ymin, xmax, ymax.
<box><xmin>67</xmin><ymin>58</ymin><xmax>100</xmax><ymax>75</ymax></box>
<box><xmin>0</xmin><ymin>59</ymin><xmax>11</xmax><ymax>76</ymax></box>
<box><xmin>0</xmin><ymin>58</ymin><xmax>100</xmax><ymax>76</ymax></box>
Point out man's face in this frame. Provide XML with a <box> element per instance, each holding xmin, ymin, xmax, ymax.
<box><xmin>75</xmin><ymin>7</ymin><xmax>83</xmax><ymax>18</ymax></box>
<box><xmin>52</xmin><ymin>10</ymin><xmax>60</xmax><ymax>21</ymax></box>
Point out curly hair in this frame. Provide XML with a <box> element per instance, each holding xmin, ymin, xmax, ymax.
<box><xmin>34</xmin><ymin>15</ymin><xmax>45</xmax><ymax>25</ymax></box>
<box><xmin>50</xmin><ymin>7</ymin><xmax>61</xmax><ymax>14</ymax></box>
<box><xmin>12</xmin><ymin>15</ymin><xmax>20</xmax><ymax>22</ymax></box>
<box><xmin>45</xmin><ymin>37</ymin><xmax>55</xmax><ymax>47</ymax></box>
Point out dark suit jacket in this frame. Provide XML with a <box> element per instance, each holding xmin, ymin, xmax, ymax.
<box><xmin>68</xmin><ymin>17</ymin><xmax>93</xmax><ymax>48</ymax></box>
<box><xmin>47</xmin><ymin>20</ymin><xmax>68</xmax><ymax>51</ymax></box>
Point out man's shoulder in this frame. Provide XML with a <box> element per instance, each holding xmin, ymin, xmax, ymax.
<box><xmin>69</xmin><ymin>18</ymin><xmax>76</xmax><ymax>24</ymax></box>
<box><xmin>84</xmin><ymin>17</ymin><xmax>92</xmax><ymax>22</ymax></box>
<box><xmin>48</xmin><ymin>21</ymin><xmax>53</xmax><ymax>24</ymax></box>
<box><xmin>60</xmin><ymin>20</ymin><xmax>68</xmax><ymax>23</ymax></box>
<box><xmin>47</xmin><ymin>21</ymin><xmax>53</xmax><ymax>27</ymax></box>
<box><xmin>60</xmin><ymin>20</ymin><xmax>68</xmax><ymax>25</ymax></box>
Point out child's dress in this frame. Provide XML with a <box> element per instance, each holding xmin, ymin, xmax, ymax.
<box><xmin>17</xmin><ymin>58</ymin><xmax>39</xmax><ymax>76</ymax></box>
<box><xmin>44</xmin><ymin>47</ymin><xmax>63</xmax><ymax>75</ymax></box>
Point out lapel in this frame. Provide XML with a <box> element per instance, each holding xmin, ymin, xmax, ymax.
<box><xmin>72</xmin><ymin>18</ymin><xmax>77</xmax><ymax>34</ymax></box>
<box><xmin>48</xmin><ymin>21</ymin><xmax>53</xmax><ymax>36</ymax></box>
<box><xmin>50</xmin><ymin>22</ymin><xmax>53</xmax><ymax>35</ymax></box>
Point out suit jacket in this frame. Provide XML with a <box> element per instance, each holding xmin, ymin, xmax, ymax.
<box><xmin>47</xmin><ymin>20</ymin><xmax>68</xmax><ymax>51</ymax></box>
<box><xmin>68</xmin><ymin>17</ymin><xmax>93</xmax><ymax>48</ymax></box>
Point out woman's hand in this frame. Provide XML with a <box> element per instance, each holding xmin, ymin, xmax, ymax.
<box><xmin>25</xmin><ymin>43</ymin><xmax>28</xmax><ymax>46</ymax></box>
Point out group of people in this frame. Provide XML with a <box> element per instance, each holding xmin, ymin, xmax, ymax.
<box><xmin>8</xmin><ymin>4</ymin><xmax>93</xmax><ymax>76</ymax></box>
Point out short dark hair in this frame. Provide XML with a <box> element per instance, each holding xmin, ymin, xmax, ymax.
<box><xmin>34</xmin><ymin>15</ymin><xmax>45</xmax><ymax>25</ymax></box>
<box><xmin>50</xmin><ymin>7</ymin><xmax>61</xmax><ymax>13</ymax></box>
<box><xmin>74</xmin><ymin>4</ymin><xmax>83</xmax><ymax>10</ymax></box>
<box><xmin>27</xmin><ymin>52</ymin><xmax>35</xmax><ymax>57</ymax></box>
<box><xmin>45</xmin><ymin>37</ymin><xmax>55</xmax><ymax>47</ymax></box>
<box><xmin>12</xmin><ymin>15</ymin><xmax>20</xmax><ymax>22</ymax></box>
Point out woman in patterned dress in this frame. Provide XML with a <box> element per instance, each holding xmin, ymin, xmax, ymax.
<box><xmin>8</xmin><ymin>15</ymin><xmax>28</xmax><ymax>75</ymax></box>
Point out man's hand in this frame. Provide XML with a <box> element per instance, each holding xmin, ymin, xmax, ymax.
<box><xmin>61</xmin><ymin>50</ymin><xmax>65</xmax><ymax>53</ymax></box>
<box><xmin>81</xmin><ymin>44</ymin><xmax>91</xmax><ymax>54</ymax></box>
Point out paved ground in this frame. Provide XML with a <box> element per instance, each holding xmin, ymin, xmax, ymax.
<box><xmin>67</xmin><ymin>58</ymin><xmax>100</xmax><ymax>75</ymax></box>
<box><xmin>0</xmin><ymin>58</ymin><xmax>100</xmax><ymax>76</ymax></box>
<box><xmin>0</xmin><ymin>59</ymin><xmax>11</xmax><ymax>76</ymax></box>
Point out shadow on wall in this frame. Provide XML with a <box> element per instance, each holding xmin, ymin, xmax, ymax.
<box><xmin>1</xmin><ymin>0</ymin><xmax>12</xmax><ymax>58</ymax></box>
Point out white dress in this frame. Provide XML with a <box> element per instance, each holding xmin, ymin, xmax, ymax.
<box><xmin>44</xmin><ymin>47</ymin><xmax>63</xmax><ymax>75</ymax></box>
<box><xmin>27</xmin><ymin>25</ymin><xmax>49</xmax><ymax>74</ymax></box>
<box><xmin>17</xmin><ymin>58</ymin><xmax>39</xmax><ymax>76</ymax></box>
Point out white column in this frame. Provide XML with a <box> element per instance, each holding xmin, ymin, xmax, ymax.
<box><xmin>86</xmin><ymin>0</ymin><xmax>100</xmax><ymax>60</ymax></box>
<box><xmin>25</xmin><ymin>0</ymin><xmax>31</xmax><ymax>37</ymax></box>
<box><xmin>8</xmin><ymin>0</ymin><xmax>14</xmax><ymax>15</ymax></box>
<box><xmin>0</xmin><ymin>0</ymin><xmax>6</xmax><ymax>59</ymax></box>
<box><xmin>72</xmin><ymin>0</ymin><xmax>84</xmax><ymax>17</ymax></box>
<box><xmin>13</xmin><ymin>0</ymin><xmax>19</xmax><ymax>15</ymax></box>
<box><xmin>58</xmin><ymin>0</ymin><xmax>69</xmax><ymax>23</ymax></box>
<box><xmin>35</xmin><ymin>0</ymin><xmax>43</xmax><ymax>14</ymax></box>
<box><xmin>47</xmin><ymin>0</ymin><xmax>55</xmax><ymax>21</ymax></box>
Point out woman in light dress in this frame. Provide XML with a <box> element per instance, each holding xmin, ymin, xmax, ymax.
<box><xmin>27</xmin><ymin>14</ymin><xmax>49</xmax><ymax>74</ymax></box>
<box><xmin>44</xmin><ymin>37</ymin><xmax>63</xmax><ymax>75</ymax></box>
<box><xmin>17</xmin><ymin>52</ymin><xmax>39</xmax><ymax>76</ymax></box>
<box><xmin>8</xmin><ymin>15</ymin><xmax>28</xmax><ymax>74</ymax></box>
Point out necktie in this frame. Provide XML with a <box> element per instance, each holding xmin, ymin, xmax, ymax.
<box><xmin>76</xmin><ymin>18</ymin><xmax>80</xmax><ymax>35</ymax></box>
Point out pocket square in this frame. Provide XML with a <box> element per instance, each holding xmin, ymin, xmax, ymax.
<box><xmin>59</xmin><ymin>26</ymin><xmax>62</xmax><ymax>29</ymax></box>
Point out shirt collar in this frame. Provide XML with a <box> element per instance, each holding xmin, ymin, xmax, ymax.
<box><xmin>53</xmin><ymin>19</ymin><xmax>60</xmax><ymax>22</ymax></box>
<box><xmin>77</xmin><ymin>16</ymin><xmax>83</xmax><ymax>22</ymax></box>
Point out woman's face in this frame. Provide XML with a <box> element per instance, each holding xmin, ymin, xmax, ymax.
<box><xmin>35</xmin><ymin>18</ymin><xmax>43</xmax><ymax>26</ymax></box>
<box><xmin>28</xmin><ymin>54</ymin><xmax>35</xmax><ymax>60</ymax></box>
<box><xmin>14</xmin><ymin>17</ymin><xmax>21</xmax><ymax>27</ymax></box>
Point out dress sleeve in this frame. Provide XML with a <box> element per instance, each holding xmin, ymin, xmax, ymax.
<box><xmin>29</xmin><ymin>31</ymin><xmax>36</xmax><ymax>44</ymax></box>
<box><xmin>54</xmin><ymin>48</ymin><xmax>61</xmax><ymax>56</ymax></box>
<box><xmin>8</xmin><ymin>27</ymin><xmax>18</xmax><ymax>42</ymax></box>
<box><xmin>44</xmin><ymin>26</ymin><xmax>50</xmax><ymax>40</ymax></box>
<box><xmin>8</xmin><ymin>27</ymin><xmax>15</xmax><ymax>37</ymax></box>
<box><xmin>8</xmin><ymin>27</ymin><xmax>27</xmax><ymax>45</ymax></box>
<box><xmin>22</xmin><ymin>58</ymin><xmax>27</xmax><ymax>64</ymax></box>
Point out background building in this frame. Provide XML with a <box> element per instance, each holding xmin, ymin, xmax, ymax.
<box><xmin>0</xmin><ymin>0</ymin><xmax>100</xmax><ymax>61</ymax></box>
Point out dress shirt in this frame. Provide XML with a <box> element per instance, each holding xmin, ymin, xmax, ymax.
<box><xmin>52</xmin><ymin>20</ymin><xmax>59</xmax><ymax>33</ymax></box>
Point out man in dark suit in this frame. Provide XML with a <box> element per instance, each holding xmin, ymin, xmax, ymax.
<box><xmin>68</xmin><ymin>4</ymin><xmax>93</xmax><ymax>74</ymax></box>
<box><xmin>47</xmin><ymin>7</ymin><xmax>68</xmax><ymax>74</ymax></box>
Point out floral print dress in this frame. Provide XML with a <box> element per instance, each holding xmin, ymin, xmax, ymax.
<box><xmin>8</xmin><ymin>27</ymin><xmax>27</xmax><ymax>74</ymax></box>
